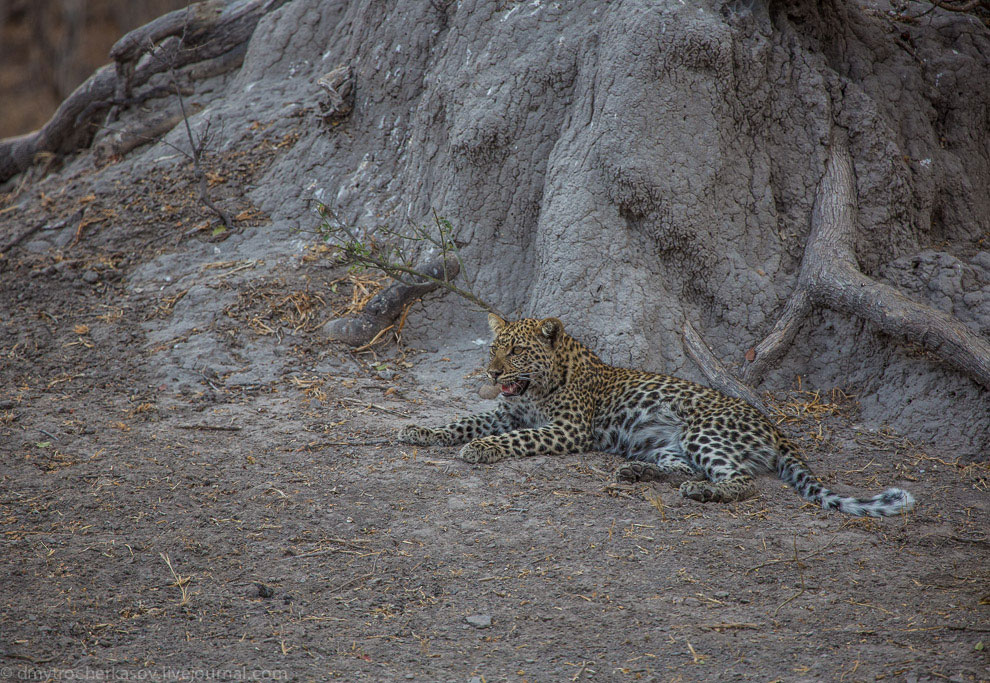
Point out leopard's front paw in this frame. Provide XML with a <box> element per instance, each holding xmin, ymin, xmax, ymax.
<box><xmin>398</xmin><ymin>425</ymin><xmax>439</xmax><ymax>446</ymax></box>
<box><xmin>459</xmin><ymin>439</ymin><xmax>506</xmax><ymax>464</ymax></box>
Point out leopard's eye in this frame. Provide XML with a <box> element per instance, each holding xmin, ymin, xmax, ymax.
<box><xmin>509</xmin><ymin>345</ymin><xmax>523</xmax><ymax>355</ymax></box>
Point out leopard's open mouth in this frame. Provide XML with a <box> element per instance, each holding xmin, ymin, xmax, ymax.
<box><xmin>499</xmin><ymin>380</ymin><xmax>529</xmax><ymax>397</ymax></box>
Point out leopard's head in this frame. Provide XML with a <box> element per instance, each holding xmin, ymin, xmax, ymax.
<box><xmin>485</xmin><ymin>314</ymin><xmax>566</xmax><ymax>398</ymax></box>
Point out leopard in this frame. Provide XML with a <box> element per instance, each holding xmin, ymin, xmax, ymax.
<box><xmin>399</xmin><ymin>315</ymin><xmax>915</xmax><ymax>517</ymax></box>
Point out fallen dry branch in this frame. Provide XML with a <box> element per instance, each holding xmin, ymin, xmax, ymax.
<box><xmin>176</xmin><ymin>423</ymin><xmax>242</xmax><ymax>431</ymax></box>
<box><xmin>323</xmin><ymin>256</ymin><xmax>461</xmax><ymax>346</ymax></box>
<box><xmin>328</xmin><ymin>573</ymin><xmax>373</xmax><ymax>594</ymax></box>
<box><xmin>743</xmin><ymin>128</ymin><xmax>990</xmax><ymax>391</ymax></box>
<box><xmin>0</xmin><ymin>0</ymin><xmax>286</xmax><ymax>183</ymax></box>
<box><xmin>305</xmin><ymin>440</ymin><xmax>390</xmax><ymax>448</ymax></box>
<box><xmin>699</xmin><ymin>623</ymin><xmax>760</xmax><ymax>631</ymax></box>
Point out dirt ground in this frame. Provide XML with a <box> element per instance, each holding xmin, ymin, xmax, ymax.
<box><xmin>1</xmin><ymin>144</ymin><xmax>988</xmax><ymax>682</ymax></box>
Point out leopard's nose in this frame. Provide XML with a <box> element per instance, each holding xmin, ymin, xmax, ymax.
<box><xmin>488</xmin><ymin>368</ymin><xmax>502</xmax><ymax>381</ymax></box>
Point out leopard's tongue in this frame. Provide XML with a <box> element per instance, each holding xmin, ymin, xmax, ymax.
<box><xmin>500</xmin><ymin>382</ymin><xmax>522</xmax><ymax>396</ymax></box>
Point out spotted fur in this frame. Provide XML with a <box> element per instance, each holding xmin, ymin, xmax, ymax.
<box><xmin>399</xmin><ymin>316</ymin><xmax>915</xmax><ymax>517</ymax></box>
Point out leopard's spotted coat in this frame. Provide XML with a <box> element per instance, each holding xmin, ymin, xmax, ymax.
<box><xmin>400</xmin><ymin>316</ymin><xmax>915</xmax><ymax>517</ymax></box>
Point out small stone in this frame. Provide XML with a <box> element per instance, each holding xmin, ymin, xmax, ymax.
<box><xmin>82</xmin><ymin>270</ymin><xmax>99</xmax><ymax>284</ymax></box>
<box><xmin>465</xmin><ymin>614</ymin><xmax>492</xmax><ymax>629</ymax></box>
<box><xmin>254</xmin><ymin>582</ymin><xmax>274</xmax><ymax>598</ymax></box>
<box><xmin>377</xmin><ymin>369</ymin><xmax>395</xmax><ymax>380</ymax></box>
<box><xmin>479</xmin><ymin>384</ymin><xmax>500</xmax><ymax>400</ymax></box>
<box><xmin>0</xmin><ymin>400</ymin><xmax>14</xmax><ymax>409</ymax></box>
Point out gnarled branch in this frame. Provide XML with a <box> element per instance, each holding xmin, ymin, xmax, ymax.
<box><xmin>323</xmin><ymin>257</ymin><xmax>461</xmax><ymax>347</ymax></box>
<box><xmin>0</xmin><ymin>0</ymin><xmax>286</xmax><ymax>183</ymax></box>
<box><xmin>744</xmin><ymin>128</ymin><xmax>990</xmax><ymax>391</ymax></box>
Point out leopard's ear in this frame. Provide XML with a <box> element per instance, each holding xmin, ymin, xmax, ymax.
<box><xmin>539</xmin><ymin>317</ymin><xmax>563</xmax><ymax>346</ymax></box>
<box><xmin>488</xmin><ymin>313</ymin><xmax>507</xmax><ymax>335</ymax></box>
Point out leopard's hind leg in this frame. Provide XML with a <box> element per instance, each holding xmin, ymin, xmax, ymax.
<box><xmin>676</xmin><ymin>418</ymin><xmax>770</xmax><ymax>503</ymax></box>
<box><xmin>615</xmin><ymin>445</ymin><xmax>701</xmax><ymax>485</ymax></box>
<box><xmin>679</xmin><ymin>474</ymin><xmax>757</xmax><ymax>503</ymax></box>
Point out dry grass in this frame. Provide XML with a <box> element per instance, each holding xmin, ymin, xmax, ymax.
<box><xmin>154</xmin><ymin>288</ymin><xmax>189</xmax><ymax>318</ymax></box>
<box><xmin>769</xmin><ymin>387</ymin><xmax>857</xmax><ymax>424</ymax></box>
<box><xmin>224</xmin><ymin>279</ymin><xmax>326</xmax><ymax>335</ymax></box>
<box><xmin>289</xmin><ymin>373</ymin><xmax>329</xmax><ymax>404</ymax></box>
<box><xmin>160</xmin><ymin>553</ymin><xmax>193</xmax><ymax>607</ymax></box>
<box><xmin>222</xmin><ymin>272</ymin><xmax>388</xmax><ymax>339</ymax></box>
<box><xmin>642</xmin><ymin>488</ymin><xmax>667</xmax><ymax>521</ymax></box>
<box><xmin>333</xmin><ymin>271</ymin><xmax>389</xmax><ymax>317</ymax></box>
<box><xmin>352</xmin><ymin>299</ymin><xmax>418</xmax><ymax>354</ymax></box>
<box><xmin>250</xmin><ymin>290</ymin><xmax>326</xmax><ymax>335</ymax></box>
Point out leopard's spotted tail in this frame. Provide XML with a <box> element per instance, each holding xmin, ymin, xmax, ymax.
<box><xmin>775</xmin><ymin>439</ymin><xmax>915</xmax><ymax>517</ymax></box>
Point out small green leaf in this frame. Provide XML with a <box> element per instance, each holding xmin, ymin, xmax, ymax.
<box><xmin>36</xmin><ymin>441</ymin><xmax>52</xmax><ymax>449</ymax></box>
<box><xmin>976</xmin><ymin>641</ymin><xmax>984</xmax><ymax>652</ymax></box>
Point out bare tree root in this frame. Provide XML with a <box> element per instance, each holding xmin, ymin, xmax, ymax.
<box><xmin>681</xmin><ymin>319</ymin><xmax>771</xmax><ymax>417</ymax></box>
<box><xmin>920</xmin><ymin>0</ymin><xmax>985</xmax><ymax>14</ymax></box>
<box><xmin>109</xmin><ymin>0</ymin><xmax>287</xmax><ymax>110</ymax></box>
<box><xmin>0</xmin><ymin>0</ymin><xmax>285</xmax><ymax>183</ymax></box>
<box><xmin>744</xmin><ymin>128</ymin><xmax>990</xmax><ymax>391</ymax></box>
<box><xmin>92</xmin><ymin>39</ymin><xmax>249</xmax><ymax>163</ymax></box>
<box><xmin>94</xmin><ymin>110</ymin><xmax>195</xmax><ymax>163</ymax></box>
<box><xmin>324</xmin><ymin>257</ymin><xmax>460</xmax><ymax>347</ymax></box>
